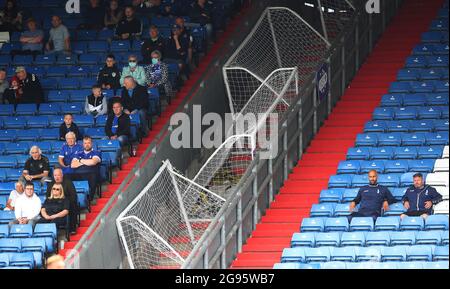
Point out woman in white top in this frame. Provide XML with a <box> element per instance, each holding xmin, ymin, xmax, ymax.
<box><xmin>4</xmin><ymin>182</ymin><xmax>24</xmax><ymax>211</ymax></box>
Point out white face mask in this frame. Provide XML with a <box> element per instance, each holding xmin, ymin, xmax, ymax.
<box><xmin>129</xmin><ymin>62</ymin><xmax>137</xmax><ymax>68</ymax></box>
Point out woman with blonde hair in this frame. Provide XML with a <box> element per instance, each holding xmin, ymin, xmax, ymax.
<box><xmin>39</xmin><ymin>183</ymin><xmax>70</xmax><ymax>227</ymax></box>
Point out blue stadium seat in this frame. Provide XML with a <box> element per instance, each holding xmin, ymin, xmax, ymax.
<box><xmin>390</xmin><ymin>231</ymin><xmax>416</xmax><ymax>246</ymax></box>
<box><xmin>0</xmin><ymin>156</ymin><xmax>18</xmax><ymax>169</ymax></box>
<box><xmin>328</xmin><ymin>175</ymin><xmax>352</xmax><ymax>188</ymax></box>
<box><xmin>425</xmin><ymin>215</ymin><xmax>449</xmax><ymax>230</ymax></box>
<box><xmin>422</xmin><ymin>31</ymin><xmax>445</xmax><ymax>43</ymax></box>
<box><xmin>88</xmin><ymin>41</ymin><xmax>109</xmax><ymax>53</ymax></box>
<box><xmin>433</xmin><ymin>245</ymin><xmax>449</xmax><ymax>261</ymax></box>
<box><xmin>68</xmin><ymin>66</ymin><xmax>91</xmax><ymax>78</ymax></box>
<box><xmin>8</xmin><ymin>252</ymin><xmax>34</xmax><ymax>269</ymax></box>
<box><xmin>342</xmin><ymin>189</ymin><xmax>359</xmax><ymax>203</ymax></box>
<box><xmin>433</xmin><ymin>43</ymin><xmax>449</xmax><ymax>55</ymax></box>
<box><xmin>441</xmin><ymin>107</ymin><xmax>449</xmax><ymax>118</ymax></box>
<box><xmin>424</xmin><ymin>261</ymin><xmax>449</xmax><ymax>269</ymax></box>
<box><xmin>378</xmin><ymin>133</ymin><xmax>402</xmax><ymax>146</ymax></box>
<box><xmin>60</xmin><ymin>103</ymin><xmax>83</xmax><ymax>115</ymax></box>
<box><xmin>304</xmin><ymin>247</ymin><xmax>331</xmax><ymax>263</ymax></box>
<box><xmin>389</xmin><ymin>82</ymin><xmax>411</xmax><ymax>93</ymax></box>
<box><xmin>110</xmin><ymin>40</ymin><xmax>131</xmax><ymax>52</ymax></box>
<box><xmin>0</xmin><ymin>105</ymin><xmax>15</xmax><ymax>117</ymax></box>
<box><xmin>39</xmin><ymin>128</ymin><xmax>60</xmax><ymax>141</ymax></box>
<box><xmin>281</xmin><ymin>248</ymin><xmax>305</xmax><ymax>263</ymax></box>
<box><xmin>397</xmin><ymin>262</ymin><xmax>424</xmax><ymax>269</ymax></box>
<box><xmin>301</xmin><ymin>218</ymin><xmax>325</xmax><ymax>232</ymax></box>
<box><xmin>373</xmin><ymin>108</ymin><xmax>394</xmax><ymax>120</ymax></box>
<box><xmin>69</xmin><ymin>89</ymin><xmax>90</xmax><ymax>102</ymax></box>
<box><xmin>74</xmin><ymin>115</ymin><xmax>95</xmax><ymax>128</ymax></box>
<box><xmin>419</xmin><ymin>68</ymin><xmax>443</xmax><ymax>80</ymax></box>
<box><xmin>84</xmin><ymin>128</ymin><xmax>106</xmax><ymax>139</ymax></box>
<box><xmin>380</xmin><ymin>94</ymin><xmax>403</xmax><ymax>107</ymax></box>
<box><xmin>0</xmin><ymin>225</ymin><xmax>9</xmax><ymax>238</ymax></box>
<box><xmin>433</xmin><ymin>119</ymin><xmax>449</xmax><ymax>132</ymax></box>
<box><xmin>411</xmin><ymin>81</ymin><xmax>435</xmax><ymax>93</ymax></box>
<box><xmin>337</xmin><ymin>161</ymin><xmax>361</xmax><ymax>174</ymax></box>
<box><xmin>355</xmin><ymin>134</ymin><xmax>378</xmax><ymax>147</ymax></box>
<box><xmin>291</xmin><ymin>232</ymin><xmax>315</xmax><ymax>247</ymax></box>
<box><xmin>427</xmin><ymin>56</ymin><xmax>449</xmax><ymax>68</ymax></box>
<box><xmin>79</xmin><ymin>54</ymin><xmax>100</xmax><ymax>65</ymax></box>
<box><xmin>364</xmin><ymin>121</ymin><xmax>386</xmax><ymax>133</ymax></box>
<box><xmin>416</xmin><ymin>230</ymin><xmax>443</xmax><ymax>245</ymax></box>
<box><xmin>314</xmin><ymin>232</ymin><xmax>341</xmax><ymax>247</ymax></box>
<box><xmin>0</xmin><ymin>238</ymin><xmax>21</xmax><ymax>252</ymax></box>
<box><xmin>3</xmin><ymin>117</ymin><xmax>27</xmax><ymax>129</ymax></box>
<box><xmin>375</xmin><ymin>216</ymin><xmax>400</xmax><ymax>231</ymax></box>
<box><xmin>13</xmin><ymin>55</ymin><xmax>33</xmax><ymax>66</ymax></box>
<box><xmin>397</xmin><ymin>69</ymin><xmax>420</xmax><ymax>81</ymax></box>
<box><xmin>0</xmin><ymin>183</ymin><xmax>14</xmax><ymax>196</ymax></box>
<box><xmin>370</xmin><ymin>147</ymin><xmax>394</xmax><ymax>160</ymax></box>
<box><xmin>351</xmin><ymin>174</ymin><xmax>369</xmax><ymax>188</ymax></box>
<box><xmin>402</xmin><ymin>94</ymin><xmax>427</xmax><ymax>106</ymax></box>
<box><xmin>401</xmin><ymin>216</ymin><xmax>425</xmax><ymax>231</ymax></box>
<box><xmin>45</xmin><ymin>66</ymin><xmax>67</xmax><ymax>78</ymax></box>
<box><xmin>346</xmin><ymin>147</ymin><xmax>370</xmax><ymax>160</ymax></box>
<box><xmin>310</xmin><ymin>203</ymin><xmax>335</xmax><ymax>218</ymax></box>
<box><xmin>48</xmin><ymin>116</ymin><xmax>65</xmax><ymax>128</ymax></box>
<box><xmin>324</xmin><ymin>218</ymin><xmax>349</xmax><ymax>232</ymax></box>
<box><xmin>360</xmin><ymin>161</ymin><xmax>385</xmax><ymax>174</ymax></box>
<box><xmin>57</xmin><ymin>54</ymin><xmax>78</xmax><ymax>66</ymax></box>
<box><xmin>320</xmin><ymin>261</ymin><xmax>346</xmax><ymax>269</ymax></box>
<box><xmin>77</xmin><ymin>30</ymin><xmax>97</xmax><ymax>41</ymax></box>
<box><xmin>430</xmin><ymin>19</ymin><xmax>449</xmax><ymax>31</ymax></box>
<box><xmin>410</xmin><ymin>120</ymin><xmax>435</xmax><ymax>132</ymax></box>
<box><xmin>38</xmin><ymin>103</ymin><xmax>61</xmax><ymax>116</ymax></box>
<box><xmin>4</xmin><ymin>142</ymin><xmax>30</xmax><ymax>155</ymax></box>
<box><xmin>14</xmin><ymin>104</ymin><xmax>37</xmax><ymax>116</ymax></box>
<box><xmin>17</xmin><ymin>128</ymin><xmax>40</xmax><ymax>141</ymax></box>
<box><xmin>319</xmin><ymin>189</ymin><xmax>343</xmax><ymax>203</ymax></box>
<box><xmin>32</xmin><ymin>223</ymin><xmax>57</xmax><ymax>239</ymax></box>
<box><xmin>27</xmin><ymin>116</ymin><xmax>50</xmax><ymax>129</ymax></box>
<box><xmin>405</xmin><ymin>56</ymin><xmax>428</xmax><ymax>68</ymax></box>
<box><xmin>78</xmin><ymin>193</ymin><xmax>89</xmax><ymax>211</ymax></box>
<box><xmin>273</xmin><ymin>263</ymin><xmax>300</xmax><ymax>269</ymax></box>
<box><xmin>58</xmin><ymin>79</ymin><xmax>80</xmax><ymax>90</ymax></box>
<box><xmin>418</xmin><ymin>106</ymin><xmax>442</xmax><ymax>119</ymax></box>
<box><xmin>350</xmin><ymin>217</ymin><xmax>374</xmax><ymax>231</ymax></box>
<box><xmin>383</xmin><ymin>202</ymin><xmax>406</xmax><ymax>216</ymax></box>
<box><xmin>21</xmin><ymin>238</ymin><xmax>47</xmax><ymax>255</ymax></box>
<box><xmin>385</xmin><ymin>160</ymin><xmax>408</xmax><ymax>173</ymax></box>
<box><xmin>47</xmin><ymin>91</ymin><xmax>69</xmax><ymax>103</ymax></box>
<box><xmin>434</xmin><ymin>80</ymin><xmax>449</xmax><ymax>93</ymax></box>
<box><xmin>406</xmin><ymin>245</ymin><xmax>433</xmax><ymax>261</ymax></box>
<box><xmin>429</xmin><ymin>93</ymin><xmax>449</xmax><ymax>107</ymax></box>
<box><xmin>72</xmin><ymin>42</ymin><xmax>88</xmax><ymax>55</ymax></box>
<box><xmin>97</xmin><ymin>29</ymin><xmax>115</xmax><ymax>41</ymax></box>
<box><xmin>392</xmin><ymin>188</ymin><xmax>407</xmax><ymax>201</ymax></box>
<box><xmin>355</xmin><ymin>247</ymin><xmax>381</xmax><ymax>262</ymax></box>
<box><xmin>330</xmin><ymin>247</ymin><xmax>355</xmax><ymax>262</ymax></box>
<box><xmin>378</xmin><ymin>174</ymin><xmax>400</xmax><ymax>187</ymax></box>
<box><xmin>426</xmin><ymin>132</ymin><xmax>448</xmax><ymax>145</ymax></box>
<box><xmin>417</xmin><ymin>146</ymin><xmax>444</xmax><ymax>159</ymax></box>
<box><xmin>9</xmin><ymin>224</ymin><xmax>33</xmax><ymax>238</ymax></box>
<box><xmin>408</xmin><ymin>159</ymin><xmax>435</xmax><ymax>173</ymax></box>
<box><xmin>0</xmin><ymin>253</ymin><xmax>8</xmax><ymax>267</ymax></box>
<box><xmin>34</xmin><ymin>54</ymin><xmax>56</xmax><ymax>66</ymax></box>
<box><xmin>394</xmin><ymin>107</ymin><xmax>417</xmax><ymax>120</ymax></box>
<box><xmin>381</xmin><ymin>246</ymin><xmax>407</xmax><ymax>262</ymax></box>
<box><xmin>401</xmin><ymin>132</ymin><xmax>427</xmax><ymax>146</ymax></box>
<box><xmin>340</xmin><ymin>232</ymin><xmax>365</xmax><ymax>247</ymax></box>
<box><xmin>79</xmin><ymin>78</ymin><xmax>97</xmax><ymax>89</ymax></box>
<box><xmin>331</xmin><ymin>203</ymin><xmax>349</xmax><ymax>217</ymax></box>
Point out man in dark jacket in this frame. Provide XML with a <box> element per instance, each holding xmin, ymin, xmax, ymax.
<box><xmin>349</xmin><ymin>170</ymin><xmax>397</xmax><ymax>222</ymax></box>
<box><xmin>45</xmin><ymin>168</ymin><xmax>78</xmax><ymax>234</ymax></box>
<box><xmin>401</xmin><ymin>173</ymin><xmax>443</xmax><ymax>219</ymax></box>
<box><xmin>141</xmin><ymin>25</ymin><xmax>166</xmax><ymax>64</ymax></box>
<box><xmin>15</xmin><ymin>66</ymin><xmax>44</xmax><ymax>104</ymax></box>
<box><xmin>105</xmin><ymin>101</ymin><xmax>131</xmax><ymax>146</ymax></box>
<box><xmin>121</xmin><ymin>76</ymin><xmax>149</xmax><ymax>134</ymax></box>
<box><xmin>97</xmin><ymin>55</ymin><xmax>121</xmax><ymax>92</ymax></box>
<box><xmin>115</xmin><ymin>6</ymin><xmax>142</xmax><ymax>40</ymax></box>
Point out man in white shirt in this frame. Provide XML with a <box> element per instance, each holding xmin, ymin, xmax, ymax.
<box><xmin>4</xmin><ymin>182</ymin><xmax>25</xmax><ymax>211</ymax></box>
<box><xmin>10</xmin><ymin>182</ymin><xmax>42</xmax><ymax>227</ymax></box>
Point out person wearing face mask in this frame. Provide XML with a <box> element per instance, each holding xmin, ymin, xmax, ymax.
<box><xmin>141</xmin><ymin>25</ymin><xmax>166</xmax><ymax>64</ymax></box>
<box><xmin>85</xmin><ymin>84</ymin><xmax>108</xmax><ymax>117</ymax></box>
<box><xmin>144</xmin><ymin>50</ymin><xmax>171</xmax><ymax>97</ymax></box>
<box><xmin>120</xmin><ymin>55</ymin><xmax>146</xmax><ymax>86</ymax></box>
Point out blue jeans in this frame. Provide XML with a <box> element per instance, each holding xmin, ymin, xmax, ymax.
<box><xmin>132</xmin><ymin>109</ymin><xmax>148</xmax><ymax>135</ymax></box>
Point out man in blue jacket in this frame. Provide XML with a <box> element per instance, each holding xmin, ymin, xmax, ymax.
<box><xmin>401</xmin><ymin>173</ymin><xmax>443</xmax><ymax>219</ymax></box>
<box><xmin>349</xmin><ymin>170</ymin><xmax>397</xmax><ymax>221</ymax></box>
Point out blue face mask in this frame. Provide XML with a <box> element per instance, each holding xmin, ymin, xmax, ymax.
<box><xmin>129</xmin><ymin>62</ymin><xmax>137</xmax><ymax>68</ymax></box>
<box><xmin>152</xmin><ymin>58</ymin><xmax>159</xmax><ymax>65</ymax></box>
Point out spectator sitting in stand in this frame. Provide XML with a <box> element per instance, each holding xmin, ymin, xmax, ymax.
<box><xmin>144</xmin><ymin>50</ymin><xmax>171</xmax><ymax>97</ymax></box>
<box><xmin>175</xmin><ymin>17</ymin><xmax>193</xmax><ymax>67</ymax></box>
<box><xmin>147</xmin><ymin>0</ymin><xmax>163</xmax><ymax>17</ymax></box>
<box><xmin>45</xmin><ymin>15</ymin><xmax>71</xmax><ymax>56</ymax></box>
<box><xmin>39</xmin><ymin>183</ymin><xmax>70</xmax><ymax>228</ymax></box>
<box><xmin>0</xmin><ymin>0</ymin><xmax>23</xmax><ymax>32</ymax></box>
<box><xmin>141</xmin><ymin>25</ymin><xmax>166</xmax><ymax>64</ymax></box>
<box><xmin>19</xmin><ymin>145</ymin><xmax>51</xmax><ymax>186</ymax></box>
<box><xmin>97</xmin><ymin>54</ymin><xmax>121</xmax><ymax>92</ymax></box>
<box><xmin>131</xmin><ymin>0</ymin><xmax>150</xmax><ymax>19</ymax></box>
<box><xmin>104</xmin><ymin>0</ymin><xmax>123</xmax><ymax>30</ymax></box>
<box><xmin>120</xmin><ymin>54</ymin><xmax>146</xmax><ymax>86</ymax></box>
<box><xmin>9</xmin><ymin>182</ymin><xmax>41</xmax><ymax>227</ymax></box>
<box><xmin>0</xmin><ymin>68</ymin><xmax>10</xmax><ymax>104</ymax></box>
<box><xmin>189</xmin><ymin>0</ymin><xmax>214</xmax><ymax>40</ymax></box>
<box><xmin>165</xmin><ymin>24</ymin><xmax>189</xmax><ymax>72</ymax></box>
<box><xmin>80</xmin><ymin>0</ymin><xmax>105</xmax><ymax>30</ymax></box>
<box><xmin>11</xmin><ymin>18</ymin><xmax>44</xmax><ymax>58</ymax></box>
<box><xmin>59</xmin><ymin>113</ymin><xmax>81</xmax><ymax>141</ymax></box>
<box><xmin>4</xmin><ymin>182</ymin><xmax>24</xmax><ymax>211</ymax></box>
<box><xmin>58</xmin><ymin>132</ymin><xmax>83</xmax><ymax>175</ymax></box>
<box><xmin>69</xmin><ymin>136</ymin><xmax>102</xmax><ymax>201</ymax></box>
<box><xmin>105</xmin><ymin>100</ymin><xmax>131</xmax><ymax>147</ymax></box>
<box><xmin>85</xmin><ymin>84</ymin><xmax>108</xmax><ymax>118</ymax></box>
<box><xmin>115</xmin><ymin>5</ymin><xmax>142</xmax><ymax>40</ymax></box>
<box><xmin>4</xmin><ymin>66</ymin><xmax>44</xmax><ymax>105</ymax></box>
<box><xmin>121</xmin><ymin>76</ymin><xmax>149</xmax><ymax>135</ymax></box>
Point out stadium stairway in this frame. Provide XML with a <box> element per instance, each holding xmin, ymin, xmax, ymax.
<box><xmin>230</xmin><ymin>0</ymin><xmax>445</xmax><ymax>269</ymax></box>
<box><xmin>57</xmin><ymin>3</ymin><xmax>253</xmax><ymax>259</ymax></box>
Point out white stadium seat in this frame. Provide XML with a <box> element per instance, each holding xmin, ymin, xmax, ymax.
<box><xmin>426</xmin><ymin>172</ymin><xmax>449</xmax><ymax>187</ymax></box>
<box><xmin>437</xmin><ymin>187</ymin><xmax>449</xmax><ymax>200</ymax></box>
<box><xmin>443</xmin><ymin>146</ymin><xmax>449</xmax><ymax>159</ymax></box>
<box><xmin>434</xmin><ymin>159</ymin><xmax>450</xmax><ymax>172</ymax></box>
<box><xmin>434</xmin><ymin>200</ymin><xmax>449</xmax><ymax>215</ymax></box>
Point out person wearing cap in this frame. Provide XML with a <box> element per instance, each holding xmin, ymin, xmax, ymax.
<box><xmin>165</xmin><ymin>24</ymin><xmax>189</xmax><ymax>71</ymax></box>
<box><xmin>14</xmin><ymin>66</ymin><xmax>44</xmax><ymax>104</ymax></box>
<box><xmin>11</xmin><ymin>18</ymin><xmax>44</xmax><ymax>58</ymax></box>
<box><xmin>141</xmin><ymin>25</ymin><xmax>166</xmax><ymax>64</ymax></box>
<box><xmin>400</xmin><ymin>173</ymin><xmax>443</xmax><ymax>219</ymax></box>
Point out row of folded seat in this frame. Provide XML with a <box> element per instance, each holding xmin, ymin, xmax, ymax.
<box><xmin>364</xmin><ymin>120</ymin><xmax>448</xmax><ymax>133</ymax></box>
<box><xmin>280</xmin><ymin>245</ymin><xmax>448</xmax><ymax>264</ymax></box>
<box><xmin>346</xmin><ymin>145</ymin><xmax>447</xmax><ymax>160</ymax></box>
<box><xmin>413</xmin><ymin>43</ymin><xmax>449</xmax><ymax>55</ymax></box>
<box><xmin>355</xmin><ymin>132</ymin><xmax>448</xmax><ymax>146</ymax></box>
<box><xmin>336</xmin><ymin>159</ymin><xmax>446</xmax><ymax>174</ymax></box>
<box><xmin>274</xmin><ymin>261</ymin><xmax>449</xmax><ymax>269</ymax></box>
<box><xmin>328</xmin><ymin>172</ymin><xmax>449</xmax><ymax>188</ymax></box>
<box><xmin>389</xmin><ymin>80</ymin><xmax>448</xmax><ymax>93</ymax></box>
<box><xmin>397</xmin><ymin>68</ymin><xmax>449</xmax><ymax>81</ymax></box>
<box><xmin>381</xmin><ymin>93</ymin><xmax>448</xmax><ymax>106</ymax></box>
<box><xmin>291</xmin><ymin>230</ymin><xmax>449</xmax><ymax>248</ymax></box>
<box><xmin>372</xmin><ymin>106</ymin><xmax>448</xmax><ymax>120</ymax></box>
<box><xmin>404</xmin><ymin>56</ymin><xmax>449</xmax><ymax>68</ymax></box>
<box><xmin>300</xmin><ymin>215</ymin><xmax>449</xmax><ymax>232</ymax></box>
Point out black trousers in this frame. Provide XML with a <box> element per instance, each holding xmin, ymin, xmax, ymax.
<box><xmin>403</xmin><ymin>210</ymin><xmax>429</xmax><ymax>216</ymax></box>
<box><xmin>68</xmin><ymin>173</ymin><xmax>99</xmax><ymax>201</ymax></box>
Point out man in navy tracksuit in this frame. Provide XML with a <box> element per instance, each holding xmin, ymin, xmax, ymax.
<box><xmin>349</xmin><ymin>170</ymin><xmax>397</xmax><ymax>222</ymax></box>
<box><xmin>401</xmin><ymin>173</ymin><xmax>442</xmax><ymax>219</ymax></box>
